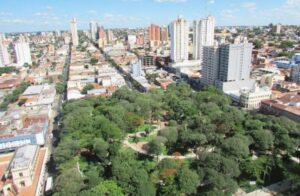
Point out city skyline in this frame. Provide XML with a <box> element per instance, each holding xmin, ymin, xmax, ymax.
<box><xmin>0</xmin><ymin>0</ymin><xmax>300</xmax><ymax>32</ymax></box>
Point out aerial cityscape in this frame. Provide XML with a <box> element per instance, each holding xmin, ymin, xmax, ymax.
<box><xmin>0</xmin><ymin>0</ymin><xmax>300</xmax><ymax>195</ymax></box>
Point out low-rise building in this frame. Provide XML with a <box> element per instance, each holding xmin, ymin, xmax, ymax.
<box><xmin>0</xmin><ymin>145</ymin><xmax>48</xmax><ymax>196</ymax></box>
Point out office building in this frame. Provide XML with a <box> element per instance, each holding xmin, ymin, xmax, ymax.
<box><xmin>291</xmin><ymin>64</ymin><xmax>300</xmax><ymax>84</ymax></box>
<box><xmin>0</xmin><ymin>44</ymin><xmax>10</xmax><ymax>67</ymax></box>
<box><xmin>90</xmin><ymin>21</ymin><xmax>98</xmax><ymax>41</ymax></box>
<box><xmin>14</xmin><ymin>39</ymin><xmax>32</xmax><ymax>67</ymax></box>
<box><xmin>70</xmin><ymin>18</ymin><xmax>79</xmax><ymax>46</ymax></box>
<box><xmin>170</xmin><ymin>15</ymin><xmax>189</xmax><ymax>63</ymax></box>
<box><xmin>193</xmin><ymin>16</ymin><xmax>215</xmax><ymax>62</ymax></box>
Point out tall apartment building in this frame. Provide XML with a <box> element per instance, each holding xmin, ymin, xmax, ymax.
<box><xmin>291</xmin><ymin>64</ymin><xmax>300</xmax><ymax>84</ymax></box>
<box><xmin>107</xmin><ymin>30</ymin><xmax>115</xmax><ymax>43</ymax></box>
<box><xmin>90</xmin><ymin>21</ymin><xmax>98</xmax><ymax>41</ymax></box>
<box><xmin>70</xmin><ymin>18</ymin><xmax>79</xmax><ymax>46</ymax></box>
<box><xmin>0</xmin><ymin>44</ymin><xmax>10</xmax><ymax>67</ymax></box>
<box><xmin>161</xmin><ymin>27</ymin><xmax>169</xmax><ymax>42</ymax></box>
<box><xmin>14</xmin><ymin>38</ymin><xmax>32</xmax><ymax>67</ymax></box>
<box><xmin>201</xmin><ymin>45</ymin><xmax>220</xmax><ymax>86</ymax></box>
<box><xmin>193</xmin><ymin>16</ymin><xmax>215</xmax><ymax>62</ymax></box>
<box><xmin>149</xmin><ymin>24</ymin><xmax>161</xmax><ymax>41</ymax></box>
<box><xmin>170</xmin><ymin>15</ymin><xmax>189</xmax><ymax>63</ymax></box>
<box><xmin>202</xmin><ymin>37</ymin><xmax>254</xmax><ymax>92</ymax></box>
<box><xmin>218</xmin><ymin>42</ymin><xmax>252</xmax><ymax>83</ymax></box>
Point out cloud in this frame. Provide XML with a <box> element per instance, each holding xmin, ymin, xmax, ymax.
<box><xmin>208</xmin><ymin>0</ymin><xmax>215</xmax><ymax>4</ymax></box>
<box><xmin>0</xmin><ymin>12</ymin><xmax>13</xmax><ymax>16</ymax></box>
<box><xmin>219</xmin><ymin>9</ymin><xmax>239</xmax><ymax>20</ymax></box>
<box><xmin>34</xmin><ymin>12</ymin><xmax>49</xmax><ymax>17</ymax></box>
<box><xmin>241</xmin><ymin>2</ymin><xmax>257</xmax><ymax>11</ymax></box>
<box><xmin>88</xmin><ymin>10</ymin><xmax>97</xmax><ymax>15</ymax></box>
<box><xmin>154</xmin><ymin>0</ymin><xmax>187</xmax><ymax>3</ymax></box>
<box><xmin>46</xmin><ymin>6</ymin><xmax>53</xmax><ymax>10</ymax></box>
<box><xmin>0</xmin><ymin>18</ymin><xmax>34</xmax><ymax>24</ymax></box>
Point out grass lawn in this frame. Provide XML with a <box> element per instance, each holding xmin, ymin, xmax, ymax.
<box><xmin>128</xmin><ymin>134</ymin><xmax>156</xmax><ymax>143</ymax></box>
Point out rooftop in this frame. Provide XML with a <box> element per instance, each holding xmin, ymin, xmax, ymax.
<box><xmin>9</xmin><ymin>145</ymin><xmax>38</xmax><ymax>170</ymax></box>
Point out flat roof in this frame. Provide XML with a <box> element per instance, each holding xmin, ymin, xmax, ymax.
<box><xmin>23</xmin><ymin>85</ymin><xmax>43</xmax><ymax>96</ymax></box>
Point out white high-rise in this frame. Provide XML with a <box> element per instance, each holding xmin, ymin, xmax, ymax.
<box><xmin>193</xmin><ymin>16</ymin><xmax>215</xmax><ymax>62</ymax></box>
<box><xmin>14</xmin><ymin>37</ymin><xmax>32</xmax><ymax>67</ymax></box>
<box><xmin>170</xmin><ymin>15</ymin><xmax>189</xmax><ymax>63</ymax></box>
<box><xmin>70</xmin><ymin>18</ymin><xmax>79</xmax><ymax>46</ymax></box>
<box><xmin>0</xmin><ymin>44</ymin><xmax>10</xmax><ymax>67</ymax></box>
<box><xmin>90</xmin><ymin>21</ymin><xmax>98</xmax><ymax>41</ymax></box>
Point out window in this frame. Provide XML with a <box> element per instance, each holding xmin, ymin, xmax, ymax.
<box><xmin>19</xmin><ymin>172</ymin><xmax>23</xmax><ymax>177</ymax></box>
<box><xmin>20</xmin><ymin>181</ymin><xmax>25</xmax><ymax>187</ymax></box>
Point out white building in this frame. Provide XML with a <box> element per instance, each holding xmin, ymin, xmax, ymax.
<box><xmin>14</xmin><ymin>40</ymin><xmax>32</xmax><ymax>67</ymax></box>
<box><xmin>218</xmin><ymin>38</ymin><xmax>253</xmax><ymax>83</ymax></box>
<box><xmin>291</xmin><ymin>64</ymin><xmax>300</xmax><ymax>84</ymax></box>
<box><xmin>70</xmin><ymin>18</ymin><xmax>79</xmax><ymax>46</ymax></box>
<box><xmin>127</xmin><ymin>35</ymin><xmax>137</xmax><ymax>47</ymax></box>
<box><xmin>239</xmin><ymin>85</ymin><xmax>271</xmax><ymax>110</ymax></box>
<box><xmin>0</xmin><ymin>44</ymin><xmax>10</xmax><ymax>67</ymax></box>
<box><xmin>193</xmin><ymin>16</ymin><xmax>215</xmax><ymax>62</ymax></box>
<box><xmin>170</xmin><ymin>15</ymin><xmax>189</xmax><ymax>63</ymax></box>
<box><xmin>90</xmin><ymin>21</ymin><xmax>98</xmax><ymax>41</ymax></box>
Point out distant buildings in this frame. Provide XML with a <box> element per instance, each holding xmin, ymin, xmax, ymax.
<box><xmin>193</xmin><ymin>16</ymin><xmax>215</xmax><ymax>62</ymax></box>
<box><xmin>90</xmin><ymin>21</ymin><xmax>98</xmax><ymax>41</ymax></box>
<box><xmin>70</xmin><ymin>18</ymin><xmax>79</xmax><ymax>46</ymax></box>
<box><xmin>170</xmin><ymin>15</ymin><xmax>189</xmax><ymax>63</ymax></box>
<box><xmin>0</xmin><ymin>44</ymin><xmax>10</xmax><ymax>67</ymax></box>
<box><xmin>14</xmin><ymin>37</ymin><xmax>32</xmax><ymax>67</ymax></box>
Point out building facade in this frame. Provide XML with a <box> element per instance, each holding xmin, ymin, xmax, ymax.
<box><xmin>0</xmin><ymin>44</ymin><xmax>10</xmax><ymax>67</ymax></box>
<box><xmin>201</xmin><ymin>45</ymin><xmax>220</xmax><ymax>86</ymax></box>
<box><xmin>291</xmin><ymin>64</ymin><xmax>300</xmax><ymax>84</ymax></box>
<box><xmin>14</xmin><ymin>41</ymin><xmax>32</xmax><ymax>67</ymax></box>
<box><xmin>89</xmin><ymin>21</ymin><xmax>98</xmax><ymax>41</ymax></box>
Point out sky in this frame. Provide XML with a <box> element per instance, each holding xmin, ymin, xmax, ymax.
<box><xmin>0</xmin><ymin>0</ymin><xmax>299</xmax><ymax>32</ymax></box>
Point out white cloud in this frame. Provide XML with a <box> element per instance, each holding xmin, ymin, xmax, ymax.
<box><xmin>219</xmin><ymin>9</ymin><xmax>239</xmax><ymax>20</ymax></box>
<box><xmin>34</xmin><ymin>12</ymin><xmax>49</xmax><ymax>16</ymax></box>
<box><xmin>241</xmin><ymin>2</ymin><xmax>257</xmax><ymax>11</ymax></box>
<box><xmin>0</xmin><ymin>12</ymin><xmax>12</xmax><ymax>16</ymax></box>
<box><xmin>46</xmin><ymin>6</ymin><xmax>53</xmax><ymax>10</ymax></box>
<box><xmin>208</xmin><ymin>0</ymin><xmax>215</xmax><ymax>4</ymax></box>
<box><xmin>0</xmin><ymin>18</ymin><xmax>34</xmax><ymax>24</ymax></box>
<box><xmin>88</xmin><ymin>10</ymin><xmax>97</xmax><ymax>15</ymax></box>
<box><xmin>154</xmin><ymin>0</ymin><xmax>187</xmax><ymax>3</ymax></box>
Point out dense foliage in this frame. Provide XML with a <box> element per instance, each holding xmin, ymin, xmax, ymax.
<box><xmin>53</xmin><ymin>84</ymin><xmax>300</xmax><ymax>195</ymax></box>
<box><xmin>0</xmin><ymin>66</ymin><xmax>17</xmax><ymax>75</ymax></box>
